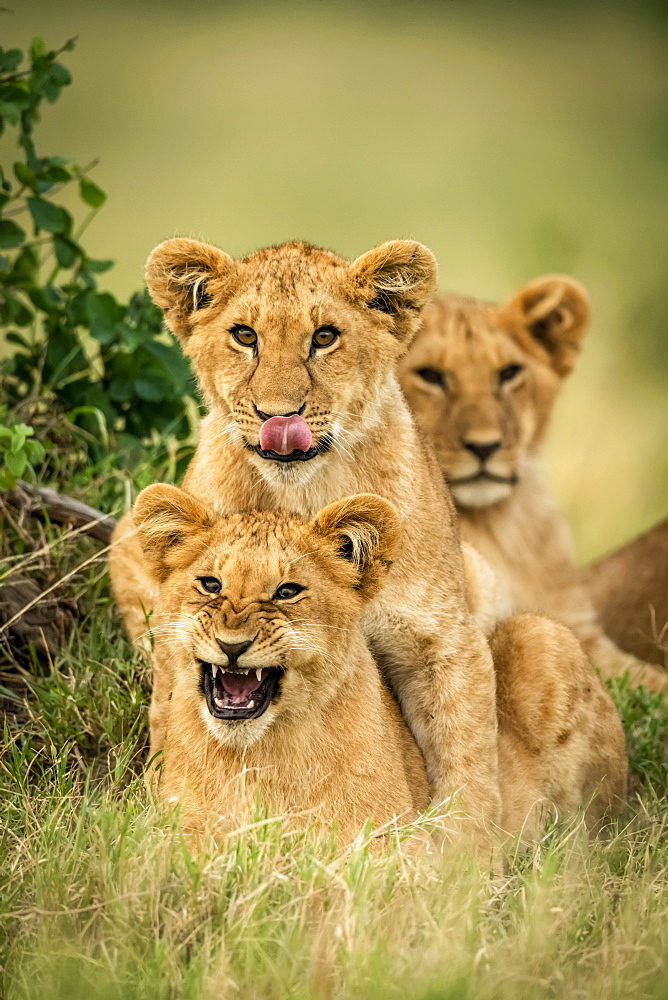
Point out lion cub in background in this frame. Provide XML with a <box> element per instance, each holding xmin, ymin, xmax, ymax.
<box><xmin>133</xmin><ymin>485</ymin><xmax>627</xmax><ymax>843</ymax></box>
<box><xmin>399</xmin><ymin>277</ymin><xmax>665</xmax><ymax>693</ymax></box>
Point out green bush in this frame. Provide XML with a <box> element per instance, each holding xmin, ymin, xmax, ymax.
<box><xmin>0</xmin><ymin>37</ymin><xmax>198</xmax><ymax>474</ymax></box>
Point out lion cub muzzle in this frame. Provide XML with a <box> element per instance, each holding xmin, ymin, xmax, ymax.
<box><xmin>253</xmin><ymin>411</ymin><xmax>329</xmax><ymax>463</ymax></box>
<box><xmin>200</xmin><ymin>659</ymin><xmax>284</xmax><ymax>720</ymax></box>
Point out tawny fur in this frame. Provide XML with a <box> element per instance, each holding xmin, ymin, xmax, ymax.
<box><xmin>493</xmin><ymin>615</ymin><xmax>627</xmax><ymax>835</ymax></box>
<box><xmin>134</xmin><ymin>488</ymin><xmax>430</xmax><ymax>841</ymax></box>
<box><xmin>585</xmin><ymin>519</ymin><xmax>668</xmax><ymax>668</ymax></box>
<box><xmin>135</xmin><ymin>487</ymin><xmax>627</xmax><ymax>843</ymax></box>
<box><xmin>110</xmin><ymin>237</ymin><xmax>510</xmax><ymax>845</ymax></box>
<box><xmin>398</xmin><ymin>279</ymin><xmax>666</xmax><ymax>694</ymax></box>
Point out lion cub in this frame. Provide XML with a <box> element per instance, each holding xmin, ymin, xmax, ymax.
<box><xmin>134</xmin><ymin>485</ymin><xmax>627</xmax><ymax>842</ymax></box>
<box><xmin>134</xmin><ymin>486</ymin><xmax>430</xmax><ymax>839</ymax></box>
<box><xmin>110</xmin><ymin>236</ymin><xmax>505</xmax><ymax>845</ymax></box>
<box><xmin>399</xmin><ymin>278</ymin><xmax>666</xmax><ymax>693</ymax></box>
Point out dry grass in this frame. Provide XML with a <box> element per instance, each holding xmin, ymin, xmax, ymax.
<box><xmin>1</xmin><ymin>505</ymin><xmax>667</xmax><ymax>1000</ymax></box>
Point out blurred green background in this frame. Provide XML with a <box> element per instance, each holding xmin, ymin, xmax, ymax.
<box><xmin>3</xmin><ymin>0</ymin><xmax>666</xmax><ymax>562</ymax></box>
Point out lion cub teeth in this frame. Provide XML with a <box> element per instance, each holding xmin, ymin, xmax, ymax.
<box><xmin>247</xmin><ymin>699</ymin><xmax>255</xmax><ymax>709</ymax></box>
<box><xmin>211</xmin><ymin>663</ymin><xmax>219</xmax><ymax>678</ymax></box>
<box><xmin>255</xmin><ymin>668</ymin><xmax>263</xmax><ymax>682</ymax></box>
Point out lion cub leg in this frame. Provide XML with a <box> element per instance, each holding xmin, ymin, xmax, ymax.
<box><xmin>491</xmin><ymin>614</ymin><xmax>627</xmax><ymax>838</ymax></box>
<box><xmin>579</xmin><ymin>630</ymin><xmax>667</xmax><ymax>696</ymax></box>
<box><xmin>371</xmin><ymin>612</ymin><xmax>502</xmax><ymax>848</ymax></box>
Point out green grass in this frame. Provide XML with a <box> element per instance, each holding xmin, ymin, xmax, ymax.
<box><xmin>1</xmin><ymin>481</ymin><xmax>668</xmax><ymax>1000</ymax></box>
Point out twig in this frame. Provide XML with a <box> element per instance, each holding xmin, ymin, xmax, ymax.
<box><xmin>0</xmin><ymin>542</ymin><xmax>112</xmax><ymax>635</ymax></box>
<box><xmin>5</xmin><ymin>480</ymin><xmax>117</xmax><ymax>544</ymax></box>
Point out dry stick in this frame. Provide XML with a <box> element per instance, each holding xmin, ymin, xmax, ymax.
<box><xmin>1</xmin><ymin>482</ymin><xmax>119</xmax><ymax>634</ymax></box>
<box><xmin>0</xmin><ymin>543</ymin><xmax>113</xmax><ymax>635</ymax></box>
<box><xmin>6</xmin><ymin>480</ymin><xmax>117</xmax><ymax>544</ymax></box>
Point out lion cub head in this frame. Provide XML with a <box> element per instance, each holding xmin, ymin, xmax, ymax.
<box><xmin>134</xmin><ymin>486</ymin><xmax>400</xmax><ymax>748</ymax></box>
<box><xmin>145</xmin><ymin>238</ymin><xmax>436</xmax><ymax>488</ymax></box>
<box><xmin>398</xmin><ymin>276</ymin><xmax>590</xmax><ymax>508</ymax></box>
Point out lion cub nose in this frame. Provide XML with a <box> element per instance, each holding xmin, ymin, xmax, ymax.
<box><xmin>462</xmin><ymin>439</ymin><xmax>502</xmax><ymax>463</ymax></box>
<box><xmin>215</xmin><ymin>639</ymin><xmax>253</xmax><ymax>667</ymax></box>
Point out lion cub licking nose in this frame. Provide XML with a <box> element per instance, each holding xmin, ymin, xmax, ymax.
<box><xmin>134</xmin><ymin>485</ymin><xmax>431</xmax><ymax>840</ymax></box>
<box><xmin>134</xmin><ymin>485</ymin><xmax>627</xmax><ymax>844</ymax></box>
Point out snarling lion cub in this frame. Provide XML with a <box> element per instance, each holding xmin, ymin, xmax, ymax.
<box><xmin>110</xmin><ymin>237</ymin><xmax>507</xmax><ymax>843</ymax></box>
<box><xmin>133</xmin><ymin>485</ymin><xmax>627</xmax><ymax>841</ymax></box>
<box><xmin>398</xmin><ymin>277</ymin><xmax>665</xmax><ymax>693</ymax></box>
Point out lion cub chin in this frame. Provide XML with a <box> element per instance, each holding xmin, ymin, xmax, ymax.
<box><xmin>135</xmin><ymin>484</ymin><xmax>628</xmax><ymax>846</ymax></box>
<box><xmin>134</xmin><ymin>485</ymin><xmax>430</xmax><ymax>841</ymax></box>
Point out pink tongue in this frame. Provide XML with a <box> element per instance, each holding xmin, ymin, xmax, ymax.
<box><xmin>220</xmin><ymin>670</ymin><xmax>264</xmax><ymax>704</ymax></box>
<box><xmin>259</xmin><ymin>414</ymin><xmax>313</xmax><ymax>455</ymax></box>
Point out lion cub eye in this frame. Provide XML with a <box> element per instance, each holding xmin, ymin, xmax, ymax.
<box><xmin>230</xmin><ymin>325</ymin><xmax>258</xmax><ymax>348</ymax></box>
<box><xmin>197</xmin><ymin>576</ymin><xmax>222</xmax><ymax>594</ymax></box>
<box><xmin>417</xmin><ymin>367</ymin><xmax>445</xmax><ymax>388</ymax></box>
<box><xmin>311</xmin><ymin>326</ymin><xmax>340</xmax><ymax>350</ymax></box>
<box><xmin>273</xmin><ymin>582</ymin><xmax>306</xmax><ymax>600</ymax></box>
<box><xmin>498</xmin><ymin>363</ymin><xmax>524</xmax><ymax>385</ymax></box>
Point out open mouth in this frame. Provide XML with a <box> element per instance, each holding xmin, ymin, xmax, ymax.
<box><xmin>249</xmin><ymin>434</ymin><xmax>332</xmax><ymax>463</ymax></box>
<box><xmin>449</xmin><ymin>471</ymin><xmax>517</xmax><ymax>486</ymax></box>
<box><xmin>200</xmin><ymin>661</ymin><xmax>282</xmax><ymax>720</ymax></box>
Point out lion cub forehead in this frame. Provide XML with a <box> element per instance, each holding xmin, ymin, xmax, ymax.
<box><xmin>421</xmin><ymin>295</ymin><xmax>526</xmax><ymax>367</ymax></box>
<box><xmin>208</xmin><ymin>510</ymin><xmax>315</xmax><ymax>559</ymax></box>
<box><xmin>236</xmin><ymin>241</ymin><xmax>348</xmax><ymax>290</ymax></box>
<box><xmin>197</xmin><ymin>512</ymin><xmax>321</xmax><ymax>595</ymax></box>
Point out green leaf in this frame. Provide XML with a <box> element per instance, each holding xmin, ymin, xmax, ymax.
<box><xmin>0</xmin><ymin>219</ymin><xmax>26</xmax><ymax>249</ymax></box>
<box><xmin>14</xmin><ymin>161</ymin><xmax>38</xmax><ymax>192</ymax></box>
<box><xmin>24</xmin><ymin>438</ymin><xmax>45</xmax><ymax>464</ymax></box>
<box><xmin>3</xmin><ymin>448</ymin><xmax>27</xmax><ymax>477</ymax></box>
<box><xmin>0</xmin><ymin>467</ymin><xmax>17</xmax><ymax>489</ymax></box>
<box><xmin>0</xmin><ymin>49</ymin><xmax>23</xmax><ymax>74</ymax></box>
<box><xmin>33</xmin><ymin>61</ymin><xmax>73</xmax><ymax>103</ymax></box>
<box><xmin>10</xmin><ymin>426</ymin><xmax>29</xmax><ymax>452</ymax></box>
<box><xmin>42</xmin><ymin>163</ymin><xmax>72</xmax><ymax>184</ymax></box>
<box><xmin>83</xmin><ymin>257</ymin><xmax>114</xmax><ymax>274</ymax></box>
<box><xmin>29</xmin><ymin>38</ymin><xmax>46</xmax><ymax>61</ymax></box>
<box><xmin>134</xmin><ymin>376</ymin><xmax>167</xmax><ymax>402</ymax></box>
<box><xmin>12</xmin><ymin>246</ymin><xmax>38</xmax><ymax>279</ymax></box>
<box><xmin>0</xmin><ymin>84</ymin><xmax>32</xmax><ymax>125</ymax></box>
<box><xmin>86</xmin><ymin>292</ymin><xmax>124</xmax><ymax>343</ymax></box>
<box><xmin>27</xmin><ymin>196</ymin><xmax>72</xmax><ymax>235</ymax></box>
<box><xmin>79</xmin><ymin>177</ymin><xmax>107</xmax><ymax>209</ymax></box>
<box><xmin>27</xmin><ymin>285</ymin><xmax>62</xmax><ymax>313</ymax></box>
<box><xmin>53</xmin><ymin>235</ymin><xmax>79</xmax><ymax>268</ymax></box>
<box><xmin>5</xmin><ymin>330</ymin><xmax>31</xmax><ymax>349</ymax></box>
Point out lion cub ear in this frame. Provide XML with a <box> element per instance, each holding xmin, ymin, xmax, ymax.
<box><xmin>505</xmin><ymin>274</ymin><xmax>590</xmax><ymax>377</ymax></box>
<box><xmin>350</xmin><ymin>240</ymin><xmax>438</xmax><ymax>344</ymax></box>
<box><xmin>145</xmin><ymin>238</ymin><xmax>235</xmax><ymax>342</ymax></box>
<box><xmin>133</xmin><ymin>484</ymin><xmax>211</xmax><ymax>576</ymax></box>
<box><xmin>313</xmin><ymin>493</ymin><xmax>401</xmax><ymax>599</ymax></box>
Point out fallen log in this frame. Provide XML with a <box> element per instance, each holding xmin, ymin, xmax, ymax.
<box><xmin>5</xmin><ymin>479</ymin><xmax>117</xmax><ymax>544</ymax></box>
<box><xmin>1</xmin><ymin>482</ymin><xmax>117</xmax><ymax>662</ymax></box>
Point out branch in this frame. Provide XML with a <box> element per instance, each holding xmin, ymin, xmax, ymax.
<box><xmin>2</xmin><ymin>158</ymin><xmax>100</xmax><ymax>218</ymax></box>
<box><xmin>0</xmin><ymin>37</ymin><xmax>78</xmax><ymax>83</ymax></box>
<box><xmin>5</xmin><ymin>480</ymin><xmax>117</xmax><ymax>544</ymax></box>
